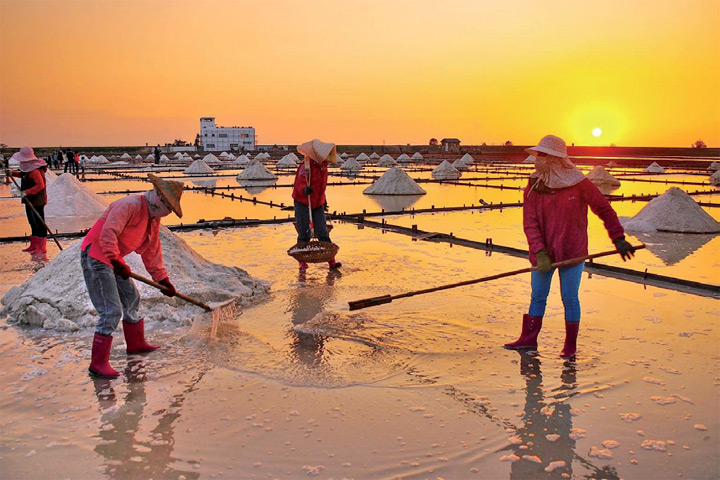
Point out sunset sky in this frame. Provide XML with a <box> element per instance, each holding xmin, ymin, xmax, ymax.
<box><xmin>1</xmin><ymin>0</ymin><xmax>718</xmax><ymax>148</ymax></box>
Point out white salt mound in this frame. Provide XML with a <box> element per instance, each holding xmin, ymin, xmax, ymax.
<box><xmin>234</xmin><ymin>154</ymin><xmax>250</xmax><ymax>166</ymax></box>
<box><xmin>710</xmin><ymin>170</ymin><xmax>720</xmax><ymax>186</ymax></box>
<box><xmin>377</xmin><ymin>154</ymin><xmax>397</xmax><ymax>167</ymax></box>
<box><xmin>586</xmin><ymin>166</ymin><xmax>621</xmax><ymax>186</ymax></box>
<box><xmin>340</xmin><ymin>152</ymin><xmax>348</xmax><ymax>158</ymax></box>
<box><xmin>369</xmin><ymin>152</ymin><xmax>380</xmax><ymax>159</ymax></box>
<box><xmin>184</xmin><ymin>160</ymin><xmax>215</xmax><ymax>175</ymax></box>
<box><xmin>523</xmin><ymin>155</ymin><xmax>536</xmax><ymax>164</ymax></box>
<box><xmin>276</xmin><ymin>155</ymin><xmax>297</xmax><ymax>168</ymax></box>
<box><xmin>120</xmin><ymin>153</ymin><xmax>131</xmax><ymax>160</ymax></box>
<box><xmin>203</xmin><ymin>153</ymin><xmax>221</xmax><ymax>165</ymax></box>
<box><xmin>363</xmin><ymin>167</ymin><xmax>426</xmax><ymax>195</ymax></box>
<box><xmin>355</xmin><ymin>153</ymin><xmax>370</xmax><ymax>162</ymax></box>
<box><xmin>174</xmin><ymin>152</ymin><xmax>184</xmax><ymax>159</ymax></box>
<box><xmin>644</xmin><ymin>162</ymin><xmax>665</xmax><ymax>173</ymax></box>
<box><xmin>46</xmin><ymin>173</ymin><xmax>108</xmax><ymax>218</ymax></box>
<box><xmin>396</xmin><ymin>153</ymin><xmax>411</xmax><ymax>163</ymax></box>
<box><xmin>706</xmin><ymin>162</ymin><xmax>719</xmax><ymax>172</ymax></box>
<box><xmin>622</xmin><ymin>187</ymin><xmax>720</xmax><ymax>233</ymax></box>
<box><xmin>237</xmin><ymin>160</ymin><xmax>277</xmax><ymax>180</ymax></box>
<box><xmin>411</xmin><ymin>152</ymin><xmax>424</xmax><ymax>161</ymax></box>
<box><xmin>0</xmin><ymin>227</ymin><xmax>269</xmax><ymax>331</ymax></box>
<box><xmin>432</xmin><ymin>160</ymin><xmax>461</xmax><ymax>180</ymax></box>
<box><xmin>340</xmin><ymin>157</ymin><xmax>361</xmax><ymax>171</ymax></box>
<box><xmin>452</xmin><ymin>158</ymin><xmax>468</xmax><ymax>170</ymax></box>
<box><xmin>459</xmin><ymin>153</ymin><xmax>474</xmax><ymax>165</ymax></box>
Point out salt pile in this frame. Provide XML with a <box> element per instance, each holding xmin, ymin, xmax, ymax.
<box><xmin>452</xmin><ymin>158</ymin><xmax>468</xmax><ymax>170</ymax></box>
<box><xmin>369</xmin><ymin>152</ymin><xmax>380</xmax><ymax>160</ymax></box>
<box><xmin>396</xmin><ymin>153</ymin><xmax>411</xmax><ymax>164</ymax></box>
<box><xmin>193</xmin><ymin>153</ymin><xmax>201</xmax><ymax>159</ymax></box>
<box><xmin>92</xmin><ymin>155</ymin><xmax>109</xmax><ymax>164</ymax></box>
<box><xmin>586</xmin><ymin>166</ymin><xmax>621</xmax><ymax>186</ymax></box>
<box><xmin>606</xmin><ymin>160</ymin><xmax>618</xmax><ymax>167</ymax></box>
<box><xmin>276</xmin><ymin>155</ymin><xmax>297</xmax><ymax>168</ymax></box>
<box><xmin>135</xmin><ymin>154</ymin><xmax>143</xmax><ymax>161</ymax></box>
<box><xmin>356</xmin><ymin>152</ymin><xmax>370</xmax><ymax>163</ymax></box>
<box><xmin>340</xmin><ymin>157</ymin><xmax>361</xmax><ymax>171</ymax></box>
<box><xmin>706</xmin><ymin>162</ymin><xmax>719</xmax><ymax>171</ymax></box>
<box><xmin>184</xmin><ymin>159</ymin><xmax>215</xmax><ymax>175</ymax></box>
<box><xmin>11</xmin><ymin>169</ymin><xmax>58</xmax><ymax>197</ymax></box>
<box><xmin>225</xmin><ymin>153</ymin><xmax>236</xmax><ymax>161</ymax></box>
<box><xmin>0</xmin><ymin>226</ymin><xmax>269</xmax><ymax>331</ymax></box>
<box><xmin>377</xmin><ymin>154</ymin><xmax>397</xmax><ymax>167</ymax></box>
<box><xmin>237</xmin><ymin>160</ymin><xmax>277</xmax><ymax>180</ymax></box>
<box><xmin>363</xmin><ymin>167</ymin><xmax>426</xmax><ymax>195</ymax></box>
<box><xmin>710</xmin><ymin>170</ymin><xmax>720</xmax><ymax>186</ymax></box>
<box><xmin>340</xmin><ymin>152</ymin><xmax>349</xmax><ymax>159</ymax></box>
<box><xmin>644</xmin><ymin>162</ymin><xmax>665</xmax><ymax>173</ymax></box>
<box><xmin>120</xmin><ymin>153</ymin><xmax>132</xmax><ymax>160</ymax></box>
<box><xmin>412</xmin><ymin>152</ymin><xmax>424</xmax><ymax>161</ymax></box>
<box><xmin>203</xmin><ymin>153</ymin><xmax>221</xmax><ymax>165</ymax></box>
<box><xmin>523</xmin><ymin>155</ymin><xmax>536</xmax><ymax>164</ymax></box>
<box><xmin>219</xmin><ymin>151</ymin><xmax>228</xmax><ymax>158</ymax></box>
<box><xmin>622</xmin><ymin>187</ymin><xmax>720</xmax><ymax>233</ymax></box>
<box><xmin>146</xmin><ymin>154</ymin><xmax>155</xmax><ymax>161</ymax></box>
<box><xmin>45</xmin><ymin>173</ymin><xmax>108</xmax><ymax>218</ymax></box>
<box><xmin>459</xmin><ymin>153</ymin><xmax>474</xmax><ymax>165</ymax></box>
<box><xmin>174</xmin><ymin>152</ymin><xmax>184</xmax><ymax>159</ymax></box>
<box><xmin>432</xmin><ymin>160</ymin><xmax>461</xmax><ymax>180</ymax></box>
<box><xmin>160</xmin><ymin>154</ymin><xmax>170</xmax><ymax>162</ymax></box>
<box><xmin>234</xmin><ymin>154</ymin><xmax>250</xmax><ymax>166</ymax></box>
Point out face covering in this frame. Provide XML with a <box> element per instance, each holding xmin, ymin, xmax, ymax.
<box><xmin>145</xmin><ymin>189</ymin><xmax>172</xmax><ymax>217</ymax></box>
<box><xmin>529</xmin><ymin>155</ymin><xmax>585</xmax><ymax>190</ymax></box>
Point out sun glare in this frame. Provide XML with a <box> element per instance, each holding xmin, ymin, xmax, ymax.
<box><xmin>592</xmin><ymin>128</ymin><xmax>603</xmax><ymax>137</ymax></box>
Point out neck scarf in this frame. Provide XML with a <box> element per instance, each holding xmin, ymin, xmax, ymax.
<box><xmin>529</xmin><ymin>155</ymin><xmax>585</xmax><ymax>191</ymax></box>
<box><xmin>145</xmin><ymin>189</ymin><xmax>171</xmax><ymax>217</ymax></box>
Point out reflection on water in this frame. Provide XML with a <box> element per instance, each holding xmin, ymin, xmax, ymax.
<box><xmin>368</xmin><ymin>194</ymin><xmax>424</xmax><ymax>212</ymax></box>
<box><xmin>237</xmin><ymin>179</ymin><xmax>277</xmax><ymax>194</ymax></box>
<box><xmin>632</xmin><ymin>230</ymin><xmax>717</xmax><ymax>265</ymax></box>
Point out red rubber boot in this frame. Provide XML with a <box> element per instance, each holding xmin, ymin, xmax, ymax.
<box><xmin>89</xmin><ymin>333</ymin><xmax>120</xmax><ymax>379</ymax></box>
<box><xmin>22</xmin><ymin>236</ymin><xmax>37</xmax><ymax>252</ymax></box>
<box><xmin>504</xmin><ymin>314</ymin><xmax>543</xmax><ymax>350</ymax></box>
<box><xmin>31</xmin><ymin>237</ymin><xmax>48</xmax><ymax>262</ymax></box>
<box><xmin>123</xmin><ymin>319</ymin><xmax>161</xmax><ymax>354</ymax></box>
<box><xmin>560</xmin><ymin>322</ymin><xmax>580</xmax><ymax>358</ymax></box>
<box><xmin>328</xmin><ymin>258</ymin><xmax>342</xmax><ymax>270</ymax></box>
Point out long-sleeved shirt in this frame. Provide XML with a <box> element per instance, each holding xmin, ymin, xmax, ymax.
<box><xmin>292</xmin><ymin>160</ymin><xmax>329</xmax><ymax>208</ymax></box>
<box><xmin>12</xmin><ymin>168</ymin><xmax>47</xmax><ymax>206</ymax></box>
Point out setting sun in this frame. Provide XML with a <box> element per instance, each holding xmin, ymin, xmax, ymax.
<box><xmin>592</xmin><ymin>128</ymin><xmax>603</xmax><ymax>137</ymax></box>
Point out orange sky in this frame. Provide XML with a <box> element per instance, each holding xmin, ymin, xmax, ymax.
<box><xmin>1</xmin><ymin>0</ymin><xmax>718</xmax><ymax>147</ymax></box>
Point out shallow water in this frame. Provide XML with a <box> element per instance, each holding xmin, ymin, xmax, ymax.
<box><xmin>0</xmin><ymin>163</ymin><xmax>718</xmax><ymax>479</ymax></box>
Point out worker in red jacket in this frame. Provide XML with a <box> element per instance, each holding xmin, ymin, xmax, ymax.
<box><xmin>11</xmin><ymin>147</ymin><xmax>49</xmax><ymax>261</ymax></box>
<box><xmin>504</xmin><ymin>135</ymin><xmax>635</xmax><ymax>358</ymax></box>
<box><xmin>81</xmin><ymin>173</ymin><xmax>184</xmax><ymax>379</ymax></box>
<box><xmin>292</xmin><ymin>139</ymin><xmax>341</xmax><ymax>270</ymax></box>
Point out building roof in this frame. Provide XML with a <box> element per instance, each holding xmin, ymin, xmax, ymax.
<box><xmin>441</xmin><ymin>138</ymin><xmax>461</xmax><ymax>143</ymax></box>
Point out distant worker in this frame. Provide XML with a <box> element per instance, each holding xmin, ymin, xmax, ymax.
<box><xmin>81</xmin><ymin>173</ymin><xmax>184</xmax><ymax>379</ymax></box>
<box><xmin>64</xmin><ymin>149</ymin><xmax>74</xmax><ymax>173</ymax></box>
<box><xmin>10</xmin><ymin>147</ymin><xmax>49</xmax><ymax>261</ymax></box>
<box><xmin>154</xmin><ymin>145</ymin><xmax>161</xmax><ymax>165</ymax></box>
<box><xmin>292</xmin><ymin>139</ymin><xmax>341</xmax><ymax>270</ymax></box>
<box><xmin>504</xmin><ymin>135</ymin><xmax>635</xmax><ymax>358</ymax></box>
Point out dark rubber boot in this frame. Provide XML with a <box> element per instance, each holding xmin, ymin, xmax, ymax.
<box><xmin>123</xmin><ymin>319</ymin><xmax>161</xmax><ymax>354</ymax></box>
<box><xmin>22</xmin><ymin>236</ymin><xmax>37</xmax><ymax>252</ymax></box>
<box><xmin>560</xmin><ymin>322</ymin><xmax>580</xmax><ymax>358</ymax></box>
<box><xmin>328</xmin><ymin>258</ymin><xmax>342</xmax><ymax>270</ymax></box>
<box><xmin>504</xmin><ymin>314</ymin><xmax>543</xmax><ymax>350</ymax></box>
<box><xmin>89</xmin><ymin>333</ymin><xmax>120</xmax><ymax>379</ymax></box>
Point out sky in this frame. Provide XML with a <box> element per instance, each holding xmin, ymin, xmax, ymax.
<box><xmin>0</xmin><ymin>0</ymin><xmax>718</xmax><ymax>148</ymax></box>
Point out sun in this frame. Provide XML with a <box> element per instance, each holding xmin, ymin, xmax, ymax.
<box><xmin>592</xmin><ymin>128</ymin><xmax>603</xmax><ymax>137</ymax></box>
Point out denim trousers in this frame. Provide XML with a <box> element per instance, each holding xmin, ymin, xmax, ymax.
<box><xmin>80</xmin><ymin>246</ymin><xmax>141</xmax><ymax>336</ymax></box>
<box><xmin>528</xmin><ymin>262</ymin><xmax>584</xmax><ymax>323</ymax></box>
<box><xmin>294</xmin><ymin>200</ymin><xmax>331</xmax><ymax>243</ymax></box>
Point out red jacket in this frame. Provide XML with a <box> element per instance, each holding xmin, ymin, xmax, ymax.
<box><xmin>292</xmin><ymin>160</ymin><xmax>328</xmax><ymax>208</ymax></box>
<box><xmin>13</xmin><ymin>168</ymin><xmax>47</xmax><ymax>206</ymax></box>
<box><xmin>523</xmin><ymin>178</ymin><xmax>624</xmax><ymax>266</ymax></box>
<box><xmin>81</xmin><ymin>195</ymin><xmax>168</xmax><ymax>282</ymax></box>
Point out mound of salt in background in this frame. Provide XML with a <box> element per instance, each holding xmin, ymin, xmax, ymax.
<box><xmin>363</xmin><ymin>167</ymin><xmax>426</xmax><ymax>195</ymax></box>
<box><xmin>432</xmin><ymin>160</ymin><xmax>461</xmax><ymax>180</ymax></box>
<box><xmin>621</xmin><ymin>187</ymin><xmax>720</xmax><ymax>233</ymax></box>
<box><xmin>237</xmin><ymin>160</ymin><xmax>277</xmax><ymax>180</ymax></box>
<box><xmin>586</xmin><ymin>166</ymin><xmax>621</xmax><ymax>186</ymax></box>
<box><xmin>184</xmin><ymin>159</ymin><xmax>215</xmax><ymax>175</ymax></box>
<box><xmin>46</xmin><ymin>173</ymin><xmax>108</xmax><ymax>218</ymax></box>
<box><xmin>0</xmin><ymin>226</ymin><xmax>269</xmax><ymax>331</ymax></box>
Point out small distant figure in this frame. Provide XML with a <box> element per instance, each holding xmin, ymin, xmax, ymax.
<box><xmin>2</xmin><ymin>154</ymin><xmax>9</xmax><ymax>184</ymax></box>
<box><xmin>10</xmin><ymin>147</ymin><xmax>49</xmax><ymax>262</ymax></box>
<box><xmin>64</xmin><ymin>149</ymin><xmax>74</xmax><ymax>173</ymax></box>
<box><xmin>504</xmin><ymin>135</ymin><xmax>635</xmax><ymax>358</ymax></box>
<box><xmin>54</xmin><ymin>150</ymin><xmax>62</xmax><ymax>169</ymax></box>
<box><xmin>79</xmin><ymin>154</ymin><xmax>86</xmax><ymax>180</ymax></box>
<box><xmin>73</xmin><ymin>151</ymin><xmax>80</xmax><ymax>175</ymax></box>
<box><xmin>154</xmin><ymin>145</ymin><xmax>161</xmax><ymax>165</ymax></box>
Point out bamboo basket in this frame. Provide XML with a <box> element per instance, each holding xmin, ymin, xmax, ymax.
<box><xmin>287</xmin><ymin>240</ymin><xmax>339</xmax><ymax>263</ymax></box>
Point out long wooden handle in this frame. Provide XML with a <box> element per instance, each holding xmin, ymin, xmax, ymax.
<box><xmin>348</xmin><ymin>245</ymin><xmax>646</xmax><ymax>311</ymax></box>
<box><xmin>129</xmin><ymin>272</ymin><xmax>212</xmax><ymax>311</ymax></box>
<box><xmin>9</xmin><ymin>175</ymin><xmax>64</xmax><ymax>251</ymax></box>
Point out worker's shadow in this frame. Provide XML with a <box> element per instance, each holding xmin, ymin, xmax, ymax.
<box><xmin>286</xmin><ymin>268</ymin><xmax>341</xmax><ymax>366</ymax></box>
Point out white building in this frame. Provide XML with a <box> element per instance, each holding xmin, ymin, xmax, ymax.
<box><xmin>200</xmin><ymin>117</ymin><xmax>255</xmax><ymax>152</ymax></box>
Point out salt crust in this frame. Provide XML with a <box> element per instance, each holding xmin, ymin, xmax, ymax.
<box><xmin>184</xmin><ymin>160</ymin><xmax>215</xmax><ymax>175</ymax></box>
<box><xmin>237</xmin><ymin>160</ymin><xmax>277</xmax><ymax>180</ymax></box>
<box><xmin>622</xmin><ymin>187</ymin><xmax>720</xmax><ymax>233</ymax></box>
<box><xmin>586</xmin><ymin>166</ymin><xmax>621</xmax><ymax>186</ymax></box>
<box><xmin>363</xmin><ymin>167</ymin><xmax>426</xmax><ymax>195</ymax></box>
<box><xmin>0</xmin><ymin>226</ymin><xmax>269</xmax><ymax>331</ymax></box>
<box><xmin>46</xmin><ymin>173</ymin><xmax>108</xmax><ymax>218</ymax></box>
<box><xmin>432</xmin><ymin>160</ymin><xmax>461</xmax><ymax>180</ymax></box>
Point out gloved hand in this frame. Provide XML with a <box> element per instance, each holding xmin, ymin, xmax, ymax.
<box><xmin>536</xmin><ymin>249</ymin><xmax>553</xmax><ymax>273</ymax></box>
<box><xmin>613</xmin><ymin>237</ymin><xmax>636</xmax><ymax>261</ymax></box>
<box><xmin>20</xmin><ymin>192</ymin><xmax>27</xmax><ymax>204</ymax></box>
<box><xmin>323</xmin><ymin>202</ymin><xmax>329</xmax><ymax>212</ymax></box>
<box><xmin>303</xmin><ymin>186</ymin><xmax>313</xmax><ymax>196</ymax></box>
<box><xmin>159</xmin><ymin>277</ymin><xmax>177</xmax><ymax>297</ymax></box>
<box><xmin>110</xmin><ymin>259</ymin><xmax>131</xmax><ymax>280</ymax></box>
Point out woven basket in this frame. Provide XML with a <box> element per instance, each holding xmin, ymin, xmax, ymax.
<box><xmin>287</xmin><ymin>240</ymin><xmax>339</xmax><ymax>263</ymax></box>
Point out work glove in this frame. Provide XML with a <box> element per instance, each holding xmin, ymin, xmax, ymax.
<box><xmin>323</xmin><ymin>202</ymin><xmax>329</xmax><ymax>212</ymax></box>
<box><xmin>20</xmin><ymin>192</ymin><xmax>27</xmax><ymax>204</ymax></box>
<box><xmin>303</xmin><ymin>186</ymin><xmax>313</xmax><ymax>196</ymax></box>
<box><xmin>110</xmin><ymin>259</ymin><xmax>131</xmax><ymax>280</ymax></box>
<box><xmin>158</xmin><ymin>277</ymin><xmax>177</xmax><ymax>297</ymax></box>
<box><xmin>536</xmin><ymin>249</ymin><xmax>553</xmax><ymax>273</ymax></box>
<box><xmin>613</xmin><ymin>237</ymin><xmax>636</xmax><ymax>261</ymax></box>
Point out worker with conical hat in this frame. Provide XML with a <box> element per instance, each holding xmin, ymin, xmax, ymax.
<box><xmin>504</xmin><ymin>135</ymin><xmax>635</xmax><ymax>358</ymax></box>
<box><xmin>81</xmin><ymin>173</ymin><xmax>184</xmax><ymax>379</ymax></box>
<box><xmin>10</xmin><ymin>147</ymin><xmax>49</xmax><ymax>262</ymax></box>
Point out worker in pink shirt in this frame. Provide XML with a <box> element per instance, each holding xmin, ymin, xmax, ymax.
<box><xmin>81</xmin><ymin>173</ymin><xmax>184</xmax><ymax>378</ymax></box>
<box><xmin>11</xmin><ymin>147</ymin><xmax>49</xmax><ymax>261</ymax></box>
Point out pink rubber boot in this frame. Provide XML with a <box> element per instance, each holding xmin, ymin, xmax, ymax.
<box><xmin>504</xmin><ymin>314</ymin><xmax>543</xmax><ymax>350</ymax></box>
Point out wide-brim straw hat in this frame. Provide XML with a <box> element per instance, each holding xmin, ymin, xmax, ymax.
<box><xmin>525</xmin><ymin>135</ymin><xmax>568</xmax><ymax>159</ymax></box>
<box><xmin>297</xmin><ymin>139</ymin><xmax>337</xmax><ymax>164</ymax></box>
<box><xmin>148</xmin><ymin>173</ymin><xmax>184</xmax><ymax>217</ymax></box>
<box><xmin>14</xmin><ymin>146</ymin><xmax>47</xmax><ymax>172</ymax></box>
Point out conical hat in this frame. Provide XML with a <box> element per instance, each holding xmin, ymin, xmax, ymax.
<box><xmin>297</xmin><ymin>139</ymin><xmax>337</xmax><ymax>164</ymax></box>
<box><xmin>148</xmin><ymin>173</ymin><xmax>184</xmax><ymax>218</ymax></box>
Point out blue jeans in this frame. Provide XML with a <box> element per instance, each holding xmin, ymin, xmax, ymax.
<box><xmin>294</xmin><ymin>200</ymin><xmax>331</xmax><ymax>243</ymax></box>
<box><xmin>81</xmin><ymin>246</ymin><xmax>141</xmax><ymax>336</ymax></box>
<box><xmin>529</xmin><ymin>262</ymin><xmax>584</xmax><ymax>323</ymax></box>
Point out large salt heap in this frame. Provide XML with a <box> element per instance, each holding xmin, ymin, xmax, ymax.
<box><xmin>377</xmin><ymin>154</ymin><xmax>396</xmax><ymax>167</ymax></box>
<box><xmin>0</xmin><ymin>227</ymin><xmax>269</xmax><ymax>331</ymax></box>
<box><xmin>276</xmin><ymin>155</ymin><xmax>297</xmax><ymax>168</ymax></box>
<box><xmin>203</xmin><ymin>153</ymin><xmax>221</xmax><ymax>165</ymax></box>
<box><xmin>234</xmin><ymin>154</ymin><xmax>250</xmax><ymax>166</ymax></box>
<box><xmin>396</xmin><ymin>153</ymin><xmax>411</xmax><ymax>164</ymax></box>
<box><xmin>340</xmin><ymin>157</ymin><xmax>362</xmax><ymax>171</ymax></box>
<box><xmin>452</xmin><ymin>158</ymin><xmax>468</xmax><ymax>170</ymax></box>
<box><xmin>459</xmin><ymin>153</ymin><xmax>474</xmax><ymax>166</ymax></box>
<box><xmin>184</xmin><ymin>159</ymin><xmax>215</xmax><ymax>175</ymax></box>
<box><xmin>46</xmin><ymin>173</ymin><xmax>108</xmax><ymax>218</ymax></box>
<box><xmin>622</xmin><ymin>187</ymin><xmax>720</xmax><ymax>233</ymax></box>
<box><xmin>644</xmin><ymin>162</ymin><xmax>665</xmax><ymax>173</ymax></box>
<box><xmin>586</xmin><ymin>166</ymin><xmax>621</xmax><ymax>186</ymax></box>
<box><xmin>237</xmin><ymin>160</ymin><xmax>277</xmax><ymax>180</ymax></box>
<box><xmin>432</xmin><ymin>160</ymin><xmax>461</xmax><ymax>180</ymax></box>
<box><xmin>355</xmin><ymin>153</ymin><xmax>370</xmax><ymax>164</ymax></box>
<box><xmin>369</xmin><ymin>152</ymin><xmax>380</xmax><ymax>160</ymax></box>
<box><xmin>411</xmin><ymin>152</ymin><xmax>424</xmax><ymax>162</ymax></box>
<box><xmin>363</xmin><ymin>167</ymin><xmax>426</xmax><ymax>195</ymax></box>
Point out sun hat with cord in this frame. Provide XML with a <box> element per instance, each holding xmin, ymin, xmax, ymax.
<box><xmin>297</xmin><ymin>139</ymin><xmax>337</xmax><ymax>165</ymax></box>
<box><xmin>526</xmin><ymin>135</ymin><xmax>585</xmax><ymax>191</ymax></box>
<box><xmin>14</xmin><ymin>146</ymin><xmax>47</xmax><ymax>173</ymax></box>
<box><xmin>147</xmin><ymin>173</ymin><xmax>184</xmax><ymax>218</ymax></box>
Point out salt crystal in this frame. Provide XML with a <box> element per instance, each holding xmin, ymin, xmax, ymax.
<box><xmin>693</xmin><ymin>424</ymin><xmax>707</xmax><ymax>431</ymax></box>
<box><xmin>602</xmin><ymin>440</ymin><xmax>620</xmax><ymax>449</ymax></box>
<box><xmin>643</xmin><ymin>377</ymin><xmax>665</xmax><ymax>385</ymax></box>
<box><xmin>569</xmin><ymin>428</ymin><xmax>586</xmax><ymax>440</ymax></box>
<box><xmin>650</xmin><ymin>396</ymin><xmax>676</xmax><ymax>405</ymax></box>
<box><xmin>237</xmin><ymin>160</ymin><xmax>277</xmax><ymax>180</ymax></box>
<box><xmin>432</xmin><ymin>161</ymin><xmax>461</xmax><ymax>180</ymax></box>
<box><xmin>499</xmin><ymin>454</ymin><xmax>520</xmax><ymax>462</ymax></box>
<box><xmin>302</xmin><ymin>465</ymin><xmax>325</xmax><ymax>475</ymax></box>
<box><xmin>46</xmin><ymin>173</ymin><xmax>108</xmax><ymax>218</ymax></box>
<box><xmin>589</xmin><ymin>446</ymin><xmax>613</xmax><ymax>459</ymax></box>
<box><xmin>641</xmin><ymin>439</ymin><xmax>667</xmax><ymax>451</ymax></box>
<box><xmin>545</xmin><ymin>434</ymin><xmax>560</xmax><ymax>442</ymax></box>
<box><xmin>522</xmin><ymin>455</ymin><xmax>542</xmax><ymax>463</ymax></box>
<box><xmin>544</xmin><ymin>460</ymin><xmax>566</xmax><ymax>472</ymax></box>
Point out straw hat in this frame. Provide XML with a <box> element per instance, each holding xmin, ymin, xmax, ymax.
<box><xmin>147</xmin><ymin>173</ymin><xmax>184</xmax><ymax>218</ymax></box>
<box><xmin>525</xmin><ymin>135</ymin><xmax>568</xmax><ymax>159</ymax></box>
<box><xmin>14</xmin><ymin>146</ymin><xmax>47</xmax><ymax>173</ymax></box>
<box><xmin>297</xmin><ymin>139</ymin><xmax>337</xmax><ymax>165</ymax></box>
